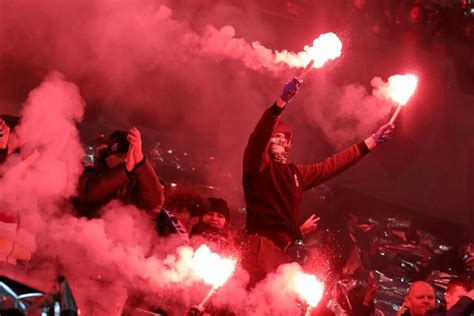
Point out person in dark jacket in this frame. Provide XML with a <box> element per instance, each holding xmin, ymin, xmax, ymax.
<box><xmin>399</xmin><ymin>281</ymin><xmax>436</xmax><ymax>316</ymax></box>
<box><xmin>190</xmin><ymin>197</ymin><xmax>234</xmax><ymax>254</ymax></box>
<box><xmin>241</xmin><ymin>77</ymin><xmax>394</xmax><ymax>287</ymax></box>
<box><xmin>73</xmin><ymin>127</ymin><xmax>164</xmax><ymax>218</ymax></box>
<box><xmin>426</xmin><ymin>278</ymin><xmax>474</xmax><ymax>316</ymax></box>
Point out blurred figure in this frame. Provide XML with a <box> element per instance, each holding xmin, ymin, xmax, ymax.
<box><xmin>397</xmin><ymin>4</ymin><xmax>432</xmax><ymax>49</ymax></box>
<box><xmin>241</xmin><ymin>77</ymin><xmax>394</xmax><ymax>287</ymax></box>
<box><xmin>0</xmin><ymin>115</ymin><xmax>37</xmax><ymax>265</ymax></box>
<box><xmin>347</xmin><ymin>0</ymin><xmax>390</xmax><ymax>37</ymax></box>
<box><xmin>346</xmin><ymin>272</ymin><xmax>378</xmax><ymax>316</ymax></box>
<box><xmin>399</xmin><ymin>281</ymin><xmax>436</xmax><ymax>316</ymax></box>
<box><xmin>73</xmin><ymin>127</ymin><xmax>164</xmax><ymax>218</ymax></box>
<box><xmin>190</xmin><ymin>197</ymin><xmax>233</xmax><ymax>253</ymax></box>
<box><xmin>0</xmin><ymin>114</ymin><xmax>21</xmax><ymax>164</ymax></box>
<box><xmin>426</xmin><ymin>277</ymin><xmax>474</xmax><ymax>316</ymax></box>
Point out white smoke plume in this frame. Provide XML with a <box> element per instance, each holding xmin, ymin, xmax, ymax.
<box><xmin>301</xmin><ymin>78</ymin><xmax>395</xmax><ymax>149</ymax></box>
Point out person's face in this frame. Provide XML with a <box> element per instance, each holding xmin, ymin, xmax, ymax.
<box><xmin>407</xmin><ymin>283</ymin><xmax>436</xmax><ymax>316</ymax></box>
<box><xmin>445</xmin><ymin>285</ymin><xmax>468</xmax><ymax>310</ymax></box>
<box><xmin>269</xmin><ymin>132</ymin><xmax>291</xmax><ymax>155</ymax></box>
<box><xmin>172</xmin><ymin>207</ymin><xmax>198</xmax><ymax>231</ymax></box>
<box><xmin>409</xmin><ymin>7</ymin><xmax>423</xmax><ymax>24</ymax></box>
<box><xmin>105</xmin><ymin>153</ymin><xmax>126</xmax><ymax>168</ymax></box>
<box><xmin>202</xmin><ymin>211</ymin><xmax>226</xmax><ymax>229</ymax></box>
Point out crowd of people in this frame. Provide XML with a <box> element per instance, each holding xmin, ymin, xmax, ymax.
<box><xmin>1</xmin><ymin>1</ymin><xmax>473</xmax><ymax>315</ymax></box>
<box><xmin>1</xmin><ymin>74</ymin><xmax>471</xmax><ymax>315</ymax></box>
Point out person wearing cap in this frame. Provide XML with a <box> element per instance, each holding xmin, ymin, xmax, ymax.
<box><xmin>0</xmin><ymin>114</ymin><xmax>21</xmax><ymax>164</ymax></box>
<box><xmin>73</xmin><ymin>127</ymin><xmax>164</xmax><ymax>218</ymax></box>
<box><xmin>241</xmin><ymin>77</ymin><xmax>394</xmax><ymax>287</ymax></box>
<box><xmin>190</xmin><ymin>197</ymin><xmax>233</xmax><ymax>253</ymax></box>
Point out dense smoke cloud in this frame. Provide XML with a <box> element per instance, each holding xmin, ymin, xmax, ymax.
<box><xmin>0</xmin><ymin>1</ymin><xmax>406</xmax><ymax>314</ymax></box>
<box><xmin>0</xmin><ymin>0</ymin><xmax>390</xmax><ymax>157</ymax></box>
<box><xmin>0</xmin><ymin>71</ymin><xmax>84</xmax><ymax>233</ymax></box>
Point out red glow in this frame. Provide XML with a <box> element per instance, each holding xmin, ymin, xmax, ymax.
<box><xmin>190</xmin><ymin>244</ymin><xmax>236</xmax><ymax>288</ymax></box>
<box><xmin>293</xmin><ymin>271</ymin><xmax>324</xmax><ymax>307</ymax></box>
<box><xmin>386</xmin><ymin>74</ymin><xmax>418</xmax><ymax>106</ymax></box>
<box><xmin>307</xmin><ymin>33</ymin><xmax>343</xmax><ymax>68</ymax></box>
<box><xmin>275</xmin><ymin>33</ymin><xmax>342</xmax><ymax>68</ymax></box>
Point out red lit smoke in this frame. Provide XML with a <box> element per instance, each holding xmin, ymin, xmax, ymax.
<box><xmin>0</xmin><ymin>1</ymin><xmax>400</xmax><ymax>314</ymax></box>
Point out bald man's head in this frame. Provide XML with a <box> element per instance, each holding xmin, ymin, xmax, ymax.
<box><xmin>405</xmin><ymin>281</ymin><xmax>435</xmax><ymax>316</ymax></box>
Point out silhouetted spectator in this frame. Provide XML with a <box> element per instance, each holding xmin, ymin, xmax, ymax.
<box><xmin>426</xmin><ymin>277</ymin><xmax>474</xmax><ymax>316</ymax></box>
<box><xmin>397</xmin><ymin>4</ymin><xmax>432</xmax><ymax>49</ymax></box>
<box><xmin>73</xmin><ymin>128</ymin><xmax>164</xmax><ymax>218</ymax></box>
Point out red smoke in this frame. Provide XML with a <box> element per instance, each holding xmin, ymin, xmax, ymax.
<box><xmin>0</xmin><ymin>2</ymin><xmax>405</xmax><ymax>314</ymax></box>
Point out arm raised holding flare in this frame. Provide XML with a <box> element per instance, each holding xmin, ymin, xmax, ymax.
<box><xmin>241</xmin><ymin>77</ymin><xmax>395</xmax><ymax>287</ymax></box>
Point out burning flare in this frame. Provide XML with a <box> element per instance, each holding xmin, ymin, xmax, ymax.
<box><xmin>190</xmin><ymin>245</ymin><xmax>236</xmax><ymax>288</ymax></box>
<box><xmin>384</xmin><ymin>74</ymin><xmax>418</xmax><ymax>106</ymax></box>
<box><xmin>275</xmin><ymin>33</ymin><xmax>343</xmax><ymax>69</ymax></box>
<box><xmin>293</xmin><ymin>271</ymin><xmax>324</xmax><ymax>308</ymax></box>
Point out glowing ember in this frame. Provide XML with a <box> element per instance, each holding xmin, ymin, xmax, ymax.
<box><xmin>275</xmin><ymin>32</ymin><xmax>342</xmax><ymax>69</ymax></box>
<box><xmin>293</xmin><ymin>272</ymin><xmax>324</xmax><ymax>308</ymax></box>
<box><xmin>191</xmin><ymin>245</ymin><xmax>236</xmax><ymax>288</ymax></box>
<box><xmin>386</xmin><ymin>74</ymin><xmax>418</xmax><ymax>106</ymax></box>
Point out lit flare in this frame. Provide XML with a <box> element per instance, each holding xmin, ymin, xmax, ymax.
<box><xmin>293</xmin><ymin>271</ymin><xmax>324</xmax><ymax>308</ymax></box>
<box><xmin>275</xmin><ymin>33</ymin><xmax>342</xmax><ymax>79</ymax></box>
<box><xmin>386</xmin><ymin>74</ymin><xmax>418</xmax><ymax>106</ymax></box>
<box><xmin>191</xmin><ymin>244</ymin><xmax>236</xmax><ymax>288</ymax></box>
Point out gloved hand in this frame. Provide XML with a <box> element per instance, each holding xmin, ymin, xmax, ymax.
<box><xmin>280</xmin><ymin>77</ymin><xmax>303</xmax><ymax>103</ymax></box>
<box><xmin>371</xmin><ymin>123</ymin><xmax>394</xmax><ymax>144</ymax></box>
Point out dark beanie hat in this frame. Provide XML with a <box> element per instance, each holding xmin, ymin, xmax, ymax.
<box><xmin>207</xmin><ymin>197</ymin><xmax>230</xmax><ymax>222</ymax></box>
<box><xmin>106</xmin><ymin>130</ymin><xmax>129</xmax><ymax>156</ymax></box>
<box><xmin>0</xmin><ymin>115</ymin><xmax>21</xmax><ymax>130</ymax></box>
<box><xmin>275</xmin><ymin>120</ymin><xmax>292</xmax><ymax>141</ymax></box>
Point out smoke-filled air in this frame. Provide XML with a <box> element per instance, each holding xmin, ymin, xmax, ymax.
<box><xmin>2</xmin><ymin>0</ymin><xmax>468</xmax><ymax>315</ymax></box>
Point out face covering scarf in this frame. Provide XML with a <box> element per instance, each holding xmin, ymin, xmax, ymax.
<box><xmin>269</xmin><ymin>137</ymin><xmax>289</xmax><ymax>164</ymax></box>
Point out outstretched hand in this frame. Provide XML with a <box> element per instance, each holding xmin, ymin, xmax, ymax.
<box><xmin>300</xmin><ymin>214</ymin><xmax>320</xmax><ymax>236</ymax></box>
<box><xmin>279</xmin><ymin>77</ymin><xmax>303</xmax><ymax>104</ymax></box>
<box><xmin>372</xmin><ymin>123</ymin><xmax>394</xmax><ymax>144</ymax></box>
<box><xmin>365</xmin><ymin>123</ymin><xmax>395</xmax><ymax>150</ymax></box>
<box><xmin>125</xmin><ymin>127</ymin><xmax>144</xmax><ymax>172</ymax></box>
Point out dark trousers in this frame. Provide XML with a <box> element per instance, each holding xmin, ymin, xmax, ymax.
<box><xmin>241</xmin><ymin>234</ymin><xmax>290</xmax><ymax>288</ymax></box>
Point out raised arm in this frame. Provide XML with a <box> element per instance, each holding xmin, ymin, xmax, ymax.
<box><xmin>297</xmin><ymin>123</ymin><xmax>394</xmax><ymax>190</ymax></box>
<box><xmin>243</xmin><ymin>78</ymin><xmax>302</xmax><ymax>175</ymax></box>
<box><xmin>132</xmin><ymin>158</ymin><xmax>164</xmax><ymax>212</ymax></box>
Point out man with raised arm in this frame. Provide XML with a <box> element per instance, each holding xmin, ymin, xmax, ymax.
<box><xmin>241</xmin><ymin>77</ymin><xmax>394</xmax><ymax>287</ymax></box>
<box><xmin>74</xmin><ymin>127</ymin><xmax>164</xmax><ymax>218</ymax></box>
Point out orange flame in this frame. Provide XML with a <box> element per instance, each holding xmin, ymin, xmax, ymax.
<box><xmin>191</xmin><ymin>245</ymin><xmax>236</xmax><ymax>288</ymax></box>
<box><xmin>293</xmin><ymin>271</ymin><xmax>325</xmax><ymax>307</ymax></box>
<box><xmin>275</xmin><ymin>33</ymin><xmax>342</xmax><ymax>68</ymax></box>
<box><xmin>386</xmin><ymin>74</ymin><xmax>418</xmax><ymax>106</ymax></box>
